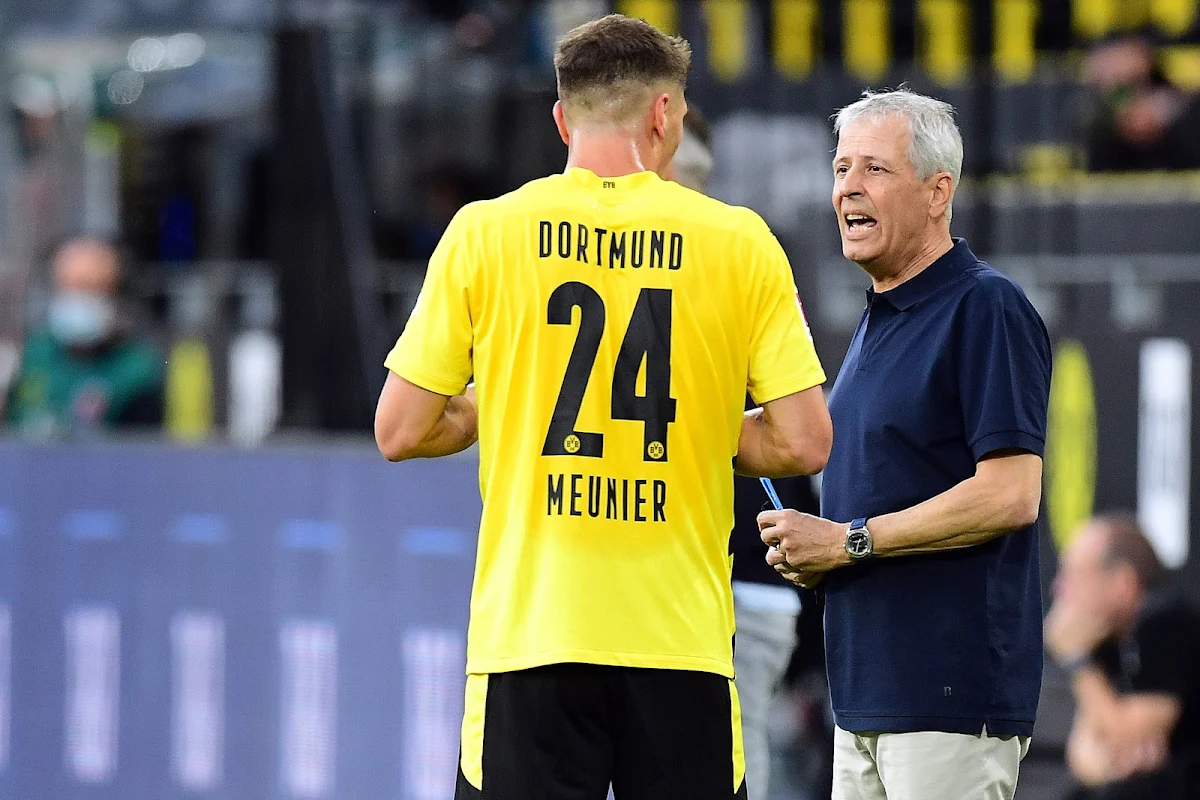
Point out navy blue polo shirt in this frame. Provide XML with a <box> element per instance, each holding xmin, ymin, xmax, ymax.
<box><xmin>821</xmin><ymin>239</ymin><xmax>1051</xmax><ymax>737</ymax></box>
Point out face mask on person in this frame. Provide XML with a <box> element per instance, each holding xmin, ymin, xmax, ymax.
<box><xmin>48</xmin><ymin>291</ymin><xmax>115</xmax><ymax>347</ymax></box>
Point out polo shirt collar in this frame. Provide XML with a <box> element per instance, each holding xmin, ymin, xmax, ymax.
<box><xmin>871</xmin><ymin>238</ymin><xmax>975</xmax><ymax>311</ymax></box>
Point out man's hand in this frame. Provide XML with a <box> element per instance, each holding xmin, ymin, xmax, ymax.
<box><xmin>766</xmin><ymin>553</ymin><xmax>827</xmax><ymax>589</ymax></box>
<box><xmin>758</xmin><ymin>509</ymin><xmax>851</xmax><ymax>575</ymax></box>
<box><xmin>1111</xmin><ymin>734</ymin><xmax>1169</xmax><ymax>780</ymax></box>
<box><xmin>1068</xmin><ymin>714</ymin><xmax>1169</xmax><ymax>786</ymax></box>
<box><xmin>1044</xmin><ymin>601</ymin><xmax>1114</xmax><ymax>664</ymax></box>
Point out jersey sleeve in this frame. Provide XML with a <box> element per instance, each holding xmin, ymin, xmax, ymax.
<box><xmin>383</xmin><ymin>208</ymin><xmax>476</xmax><ymax>396</ymax></box>
<box><xmin>746</xmin><ymin>224</ymin><xmax>826</xmax><ymax>405</ymax></box>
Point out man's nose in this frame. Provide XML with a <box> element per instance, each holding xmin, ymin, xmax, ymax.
<box><xmin>836</xmin><ymin>170</ymin><xmax>864</xmax><ymax>198</ymax></box>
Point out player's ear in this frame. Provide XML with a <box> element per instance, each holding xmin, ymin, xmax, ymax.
<box><xmin>651</xmin><ymin>92</ymin><xmax>670</xmax><ymax>141</ymax></box>
<box><xmin>553</xmin><ymin>100</ymin><xmax>570</xmax><ymax>146</ymax></box>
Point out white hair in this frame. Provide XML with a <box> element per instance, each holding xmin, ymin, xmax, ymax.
<box><xmin>833</xmin><ymin>88</ymin><xmax>963</xmax><ymax>220</ymax></box>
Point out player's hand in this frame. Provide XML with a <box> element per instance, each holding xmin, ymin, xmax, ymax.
<box><xmin>758</xmin><ymin>509</ymin><xmax>851</xmax><ymax>574</ymax></box>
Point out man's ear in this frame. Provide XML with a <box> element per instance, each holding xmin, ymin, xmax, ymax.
<box><xmin>651</xmin><ymin>92</ymin><xmax>670</xmax><ymax>141</ymax></box>
<box><xmin>929</xmin><ymin>172</ymin><xmax>954</xmax><ymax>219</ymax></box>
<box><xmin>553</xmin><ymin>100</ymin><xmax>570</xmax><ymax>146</ymax></box>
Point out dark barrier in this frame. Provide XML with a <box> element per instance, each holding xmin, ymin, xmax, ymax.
<box><xmin>0</xmin><ymin>441</ymin><xmax>480</xmax><ymax>800</ymax></box>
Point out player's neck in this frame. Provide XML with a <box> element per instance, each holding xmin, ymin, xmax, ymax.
<box><xmin>565</xmin><ymin>128</ymin><xmax>663</xmax><ymax>179</ymax></box>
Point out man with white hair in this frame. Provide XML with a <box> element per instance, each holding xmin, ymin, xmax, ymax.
<box><xmin>757</xmin><ymin>89</ymin><xmax>1052</xmax><ymax>799</ymax></box>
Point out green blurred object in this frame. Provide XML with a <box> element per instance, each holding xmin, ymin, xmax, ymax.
<box><xmin>5</xmin><ymin>329</ymin><xmax>162</xmax><ymax>437</ymax></box>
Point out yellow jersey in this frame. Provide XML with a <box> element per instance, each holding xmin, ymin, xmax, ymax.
<box><xmin>385</xmin><ymin>167</ymin><xmax>825</xmax><ymax>678</ymax></box>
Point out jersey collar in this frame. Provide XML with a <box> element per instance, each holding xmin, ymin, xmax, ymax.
<box><xmin>563</xmin><ymin>167</ymin><xmax>664</xmax><ymax>192</ymax></box>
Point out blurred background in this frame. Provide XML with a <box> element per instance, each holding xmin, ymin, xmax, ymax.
<box><xmin>0</xmin><ymin>0</ymin><xmax>1197</xmax><ymax>797</ymax></box>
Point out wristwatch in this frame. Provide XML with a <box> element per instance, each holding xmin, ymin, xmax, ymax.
<box><xmin>845</xmin><ymin>517</ymin><xmax>874</xmax><ymax>561</ymax></box>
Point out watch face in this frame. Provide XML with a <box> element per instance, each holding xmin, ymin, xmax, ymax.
<box><xmin>847</xmin><ymin>529</ymin><xmax>871</xmax><ymax>557</ymax></box>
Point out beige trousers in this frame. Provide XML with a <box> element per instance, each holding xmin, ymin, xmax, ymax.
<box><xmin>832</xmin><ymin>725</ymin><xmax>1030</xmax><ymax>800</ymax></box>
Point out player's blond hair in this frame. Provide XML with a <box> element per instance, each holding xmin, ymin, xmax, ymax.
<box><xmin>554</xmin><ymin>14</ymin><xmax>691</xmax><ymax>126</ymax></box>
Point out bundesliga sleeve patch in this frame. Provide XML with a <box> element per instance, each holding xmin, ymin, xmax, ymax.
<box><xmin>796</xmin><ymin>293</ymin><xmax>813</xmax><ymax>341</ymax></box>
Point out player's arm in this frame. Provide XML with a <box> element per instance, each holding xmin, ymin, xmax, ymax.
<box><xmin>740</xmin><ymin>217</ymin><xmax>830</xmax><ymax>478</ymax></box>
<box><xmin>735</xmin><ymin>387</ymin><xmax>830</xmax><ymax>477</ymax></box>
<box><xmin>375</xmin><ymin>206</ymin><xmax>476</xmax><ymax>462</ymax></box>
<box><xmin>375</xmin><ymin>376</ymin><xmax>477</xmax><ymax>461</ymax></box>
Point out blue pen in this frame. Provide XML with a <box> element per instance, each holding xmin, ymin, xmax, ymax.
<box><xmin>759</xmin><ymin>477</ymin><xmax>783</xmax><ymax>549</ymax></box>
<box><xmin>759</xmin><ymin>477</ymin><xmax>783</xmax><ymax>510</ymax></box>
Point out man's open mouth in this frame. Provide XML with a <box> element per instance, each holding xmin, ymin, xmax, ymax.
<box><xmin>845</xmin><ymin>213</ymin><xmax>877</xmax><ymax>230</ymax></box>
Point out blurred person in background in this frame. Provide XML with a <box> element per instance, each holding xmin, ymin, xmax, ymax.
<box><xmin>4</xmin><ymin>238</ymin><xmax>163</xmax><ymax>436</ymax></box>
<box><xmin>1082</xmin><ymin>30</ymin><xmax>1200</xmax><ymax>171</ymax></box>
<box><xmin>375</xmin><ymin>13</ymin><xmax>832</xmax><ymax>797</ymax></box>
<box><xmin>667</xmin><ymin>105</ymin><xmax>821</xmax><ymax>800</ymax></box>
<box><xmin>1046</xmin><ymin>514</ymin><xmax>1200</xmax><ymax>800</ymax></box>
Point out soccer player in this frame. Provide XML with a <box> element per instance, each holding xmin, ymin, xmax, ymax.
<box><xmin>374</xmin><ymin>14</ymin><xmax>831</xmax><ymax>799</ymax></box>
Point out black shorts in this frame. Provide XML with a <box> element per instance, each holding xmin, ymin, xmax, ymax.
<box><xmin>454</xmin><ymin>663</ymin><xmax>749</xmax><ymax>800</ymax></box>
